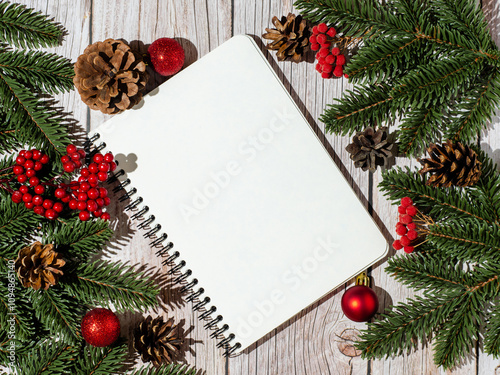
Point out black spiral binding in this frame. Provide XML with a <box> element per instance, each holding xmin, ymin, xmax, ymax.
<box><xmin>89</xmin><ymin>132</ymin><xmax>241</xmax><ymax>356</ymax></box>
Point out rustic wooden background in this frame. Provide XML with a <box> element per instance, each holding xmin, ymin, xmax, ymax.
<box><xmin>13</xmin><ymin>0</ymin><xmax>500</xmax><ymax>374</ymax></box>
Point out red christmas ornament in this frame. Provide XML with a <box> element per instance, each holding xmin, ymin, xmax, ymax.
<box><xmin>81</xmin><ymin>308</ymin><xmax>121</xmax><ymax>347</ymax></box>
<box><xmin>148</xmin><ymin>38</ymin><xmax>185</xmax><ymax>76</ymax></box>
<box><xmin>341</xmin><ymin>272</ymin><xmax>378</xmax><ymax>322</ymax></box>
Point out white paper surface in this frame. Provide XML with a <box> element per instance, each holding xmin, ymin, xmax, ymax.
<box><xmin>90</xmin><ymin>35</ymin><xmax>388</xmax><ymax>353</ymax></box>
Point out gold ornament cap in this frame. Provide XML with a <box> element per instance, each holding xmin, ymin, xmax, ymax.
<box><xmin>355</xmin><ymin>272</ymin><xmax>370</xmax><ymax>287</ymax></box>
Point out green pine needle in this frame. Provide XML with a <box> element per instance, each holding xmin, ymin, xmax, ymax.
<box><xmin>127</xmin><ymin>364</ymin><xmax>197</xmax><ymax>375</ymax></box>
<box><xmin>17</xmin><ymin>339</ymin><xmax>80</xmax><ymax>375</ymax></box>
<box><xmin>75</xmin><ymin>340</ymin><xmax>129</xmax><ymax>375</ymax></box>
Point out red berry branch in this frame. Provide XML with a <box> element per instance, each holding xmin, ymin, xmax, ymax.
<box><xmin>4</xmin><ymin>145</ymin><xmax>116</xmax><ymax>221</ymax></box>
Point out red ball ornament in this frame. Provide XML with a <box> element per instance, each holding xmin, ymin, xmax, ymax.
<box><xmin>81</xmin><ymin>308</ymin><xmax>120</xmax><ymax>347</ymax></box>
<box><xmin>148</xmin><ymin>38</ymin><xmax>185</xmax><ymax>76</ymax></box>
<box><xmin>341</xmin><ymin>272</ymin><xmax>378</xmax><ymax>322</ymax></box>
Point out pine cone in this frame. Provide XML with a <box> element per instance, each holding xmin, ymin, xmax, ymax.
<box><xmin>74</xmin><ymin>39</ymin><xmax>148</xmax><ymax>114</ymax></box>
<box><xmin>345</xmin><ymin>127</ymin><xmax>395</xmax><ymax>172</ymax></box>
<box><xmin>133</xmin><ymin>316</ymin><xmax>182</xmax><ymax>367</ymax></box>
<box><xmin>418</xmin><ymin>140</ymin><xmax>481</xmax><ymax>187</ymax></box>
<box><xmin>15</xmin><ymin>242</ymin><xmax>65</xmax><ymax>290</ymax></box>
<box><xmin>262</xmin><ymin>13</ymin><xmax>310</xmax><ymax>63</ymax></box>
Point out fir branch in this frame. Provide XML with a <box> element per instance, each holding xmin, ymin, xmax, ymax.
<box><xmin>0</xmin><ymin>50</ymin><xmax>74</xmax><ymax>95</ymax></box>
<box><xmin>62</xmin><ymin>260</ymin><xmax>159</xmax><ymax>313</ymax></box>
<box><xmin>484</xmin><ymin>306</ymin><xmax>500</xmax><ymax>357</ymax></box>
<box><xmin>29</xmin><ymin>287</ymin><xmax>82</xmax><ymax>344</ymax></box>
<box><xmin>397</xmin><ymin>107</ymin><xmax>443</xmax><ymax>156</ymax></box>
<box><xmin>0</xmin><ymin>2</ymin><xmax>65</xmax><ymax>49</ymax></box>
<box><xmin>0</xmin><ymin>198</ymin><xmax>38</xmax><ymax>257</ymax></box>
<box><xmin>43</xmin><ymin>219</ymin><xmax>113</xmax><ymax>261</ymax></box>
<box><xmin>75</xmin><ymin>339</ymin><xmax>128</xmax><ymax>375</ymax></box>
<box><xmin>127</xmin><ymin>364</ymin><xmax>197</xmax><ymax>375</ymax></box>
<box><xmin>18</xmin><ymin>339</ymin><xmax>80</xmax><ymax>375</ymax></box>
<box><xmin>0</xmin><ymin>74</ymin><xmax>70</xmax><ymax>159</ymax></box>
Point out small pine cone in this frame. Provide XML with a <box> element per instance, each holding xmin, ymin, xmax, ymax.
<box><xmin>262</xmin><ymin>13</ymin><xmax>310</xmax><ymax>63</ymax></box>
<box><xmin>74</xmin><ymin>39</ymin><xmax>148</xmax><ymax>114</ymax></box>
<box><xmin>134</xmin><ymin>316</ymin><xmax>182</xmax><ymax>367</ymax></box>
<box><xmin>418</xmin><ymin>140</ymin><xmax>481</xmax><ymax>187</ymax></box>
<box><xmin>345</xmin><ymin>127</ymin><xmax>395</xmax><ymax>172</ymax></box>
<box><xmin>15</xmin><ymin>242</ymin><xmax>65</xmax><ymax>290</ymax></box>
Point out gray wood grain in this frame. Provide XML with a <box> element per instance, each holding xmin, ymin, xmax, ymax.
<box><xmin>11</xmin><ymin>0</ymin><xmax>500</xmax><ymax>374</ymax></box>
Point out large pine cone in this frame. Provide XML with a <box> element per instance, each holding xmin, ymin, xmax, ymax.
<box><xmin>15</xmin><ymin>242</ymin><xmax>65</xmax><ymax>290</ymax></box>
<box><xmin>418</xmin><ymin>140</ymin><xmax>481</xmax><ymax>187</ymax></box>
<box><xmin>262</xmin><ymin>13</ymin><xmax>310</xmax><ymax>63</ymax></box>
<box><xmin>74</xmin><ymin>39</ymin><xmax>148</xmax><ymax>114</ymax></box>
<box><xmin>133</xmin><ymin>316</ymin><xmax>182</xmax><ymax>367</ymax></box>
<box><xmin>345</xmin><ymin>127</ymin><xmax>395</xmax><ymax>172</ymax></box>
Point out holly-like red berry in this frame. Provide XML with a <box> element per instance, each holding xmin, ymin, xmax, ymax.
<box><xmin>87</xmin><ymin>200</ymin><xmax>98</xmax><ymax>213</ymax></box>
<box><xmin>100</xmin><ymin>212</ymin><xmax>111</xmax><ymax>221</ymax></box>
<box><xmin>404</xmin><ymin>246</ymin><xmax>414</xmax><ymax>254</ymax></box>
<box><xmin>61</xmin><ymin>155</ymin><xmax>70</xmax><ymax>164</ymax></box>
<box><xmin>312</xmin><ymin>25</ymin><xmax>319</xmax><ymax>34</ymax></box>
<box><xmin>406</xmin><ymin>205</ymin><xmax>417</xmax><ymax>216</ymax></box>
<box><xmin>11</xmin><ymin>191</ymin><xmax>23</xmax><ymax>203</ymax></box>
<box><xmin>327</xmin><ymin>27</ymin><xmax>336</xmax><ymax>37</ymax></box>
<box><xmin>45</xmin><ymin>209</ymin><xmax>58</xmax><ymax>220</ymax></box>
<box><xmin>336</xmin><ymin>54</ymin><xmax>346</xmax><ymax>66</ymax></box>
<box><xmin>317</xmin><ymin>34</ymin><xmax>327</xmax><ymax>44</ymax></box>
<box><xmin>32</xmin><ymin>195</ymin><xmax>43</xmax><ymax>206</ymax></box>
<box><xmin>407</xmin><ymin>230</ymin><xmax>418</xmax><ymax>240</ymax></box>
<box><xmin>325</xmin><ymin>54</ymin><xmax>335</xmax><ymax>64</ymax></box>
<box><xmin>33</xmin><ymin>206</ymin><xmax>44</xmax><ymax>216</ymax></box>
<box><xmin>400</xmin><ymin>235</ymin><xmax>411</xmax><ymax>246</ymax></box>
<box><xmin>55</xmin><ymin>188</ymin><xmax>67</xmax><ymax>199</ymax></box>
<box><xmin>53</xmin><ymin>202</ymin><xmax>64</xmax><ymax>213</ymax></box>
<box><xmin>67</xmin><ymin>144</ymin><xmax>77</xmax><ymax>154</ymax></box>
<box><xmin>24</xmin><ymin>151</ymin><xmax>33</xmax><ymax>160</ymax></box>
<box><xmin>13</xmin><ymin>165</ymin><xmax>24</xmax><ymax>175</ymax></box>
<box><xmin>395</xmin><ymin>224</ymin><xmax>407</xmax><ymax>236</ymax></box>
<box><xmin>317</xmin><ymin>23</ymin><xmax>328</xmax><ymax>33</ymax></box>
<box><xmin>148</xmin><ymin>38</ymin><xmax>185</xmax><ymax>76</ymax></box>
<box><xmin>77</xmin><ymin>201</ymin><xmax>87</xmax><ymax>211</ymax></box>
<box><xmin>332</xmin><ymin>47</ymin><xmax>340</xmax><ymax>56</ymax></box>
<box><xmin>311</xmin><ymin>43</ymin><xmax>320</xmax><ymax>52</ymax></box>
<box><xmin>17</xmin><ymin>174</ymin><xmax>27</xmax><ymax>183</ymax></box>
<box><xmin>29</xmin><ymin>177</ymin><xmax>40</xmax><ymax>187</ymax></box>
<box><xmin>97</xmin><ymin>172</ymin><xmax>108</xmax><ymax>182</ymax></box>
<box><xmin>398</xmin><ymin>205</ymin><xmax>406</xmax><ymax>214</ymax></box>
<box><xmin>88</xmin><ymin>163</ymin><xmax>99</xmax><ymax>174</ymax></box>
<box><xmin>80</xmin><ymin>168</ymin><xmax>90</xmax><ymax>178</ymax></box>
<box><xmin>79</xmin><ymin>210</ymin><xmax>91</xmax><ymax>221</ymax></box>
<box><xmin>34</xmin><ymin>161</ymin><xmax>43</xmax><ymax>171</ymax></box>
<box><xmin>40</xmin><ymin>154</ymin><xmax>50</xmax><ymax>164</ymax></box>
<box><xmin>319</xmin><ymin>47</ymin><xmax>329</xmax><ymax>58</ymax></box>
<box><xmin>87</xmin><ymin>188</ymin><xmax>99</xmax><ymax>200</ymax></box>
<box><xmin>392</xmin><ymin>239</ymin><xmax>403</xmax><ymax>250</ymax></box>
<box><xmin>88</xmin><ymin>174</ymin><xmax>99</xmax><ymax>186</ymax></box>
<box><xmin>42</xmin><ymin>199</ymin><xmax>53</xmax><ymax>209</ymax></box>
<box><xmin>25</xmin><ymin>169</ymin><xmax>36</xmax><ymax>178</ymax></box>
<box><xmin>34</xmin><ymin>185</ymin><xmax>45</xmax><ymax>195</ymax></box>
<box><xmin>22</xmin><ymin>193</ymin><xmax>32</xmax><ymax>203</ymax></box>
<box><xmin>333</xmin><ymin>65</ymin><xmax>343</xmax><ymax>77</ymax></box>
<box><xmin>401</xmin><ymin>197</ymin><xmax>413</xmax><ymax>207</ymax></box>
<box><xmin>407</xmin><ymin>222</ymin><xmax>417</xmax><ymax>230</ymax></box>
<box><xmin>16</xmin><ymin>156</ymin><xmax>26</xmax><ymax>165</ymax></box>
<box><xmin>24</xmin><ymin>160</ymin><xmax>34</xmax><ymax>169</ymax></box>
<box><xmin>69</xmin><ymin>199</ymin><xmax>78</xmax><ymax>210</ymax></box>
<box><xmin>322</xmin><ymin>64</ymin><xmax>333</xmax><ymax>73</ymax></box>
<box><xmin>64</xmin><ymin>162</ymin><xmax>75</xmax><ymax>173</ymax></box>
<box><xmin>400</xmin><ymin>214</ymin><xmax>413</xmax><ymax>225</ymax></box>
<box><xmin>310</xmin><ymin>35</ymin><xmax>317</xmax><ymax>44</ymax></box>
<box><xmin>32</xmin><ymin>150</ymin><xmax>42</xmax><ymax>160</ymax></box>
<box><xmin>93</xmin><ymin>154</ymin><xmax>104</xmax><ymax>163</ymax></box>
<box><xmin>99</xmin><ymin>188</ymin><xmax>108</xmax><ymax>198</ymax></box>
<box><xmin>321</xmin><ymin>71</ymin><xmax>333</xmax><ymax>79</ymax></box>
<box><xmin>98</xmin><ymin>163</ymin><xmax>110</xmax><ymax>173</ymax></box>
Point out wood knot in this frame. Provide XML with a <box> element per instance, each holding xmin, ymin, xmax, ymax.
<box><xmin>336</xmin><ymin>328</ymin><xmax>362</xmax><ymax>357</ymax></box>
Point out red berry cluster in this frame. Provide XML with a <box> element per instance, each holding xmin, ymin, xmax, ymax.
<box><xmin>10</xmin><ymin>145</ymin><xmax>115</xmax><ymax>221</ymax></box>
<box><xmin>310</xmin><ymin>23</ymin><xmax>347</xmax><ymax>79</ymax></box>
<box><xmin>392</xmin><ymin>197</ymin><xmax>419</xmax><ymax>254</ymax></box>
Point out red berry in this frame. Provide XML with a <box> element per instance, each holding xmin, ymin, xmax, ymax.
<box><xmin>45</xmin><ymin>209</ymin><xmax>58</xmax><ymax>220</ymax></box>
<box><xmin>93</xmin><ymin>153</ymin><xmax>104</xmax><ymax>163</ymax></box>
<box><xmin>61</xmin><ymin>155</ymin><xmax>70</xmax><ymax>164</ymax></box>
<box><xmin>78</xmin><ymin>149</ymin><xmax>86</xmax><ymax>158</ymax></box>
<box><xmin>80</xmin><ymin>182</ymin><xmax>91</xmax><ymax>192</ymax></box>
<box><xmin>321</xmin><ymin>71</ymin><xmax>333</xmax><ymax>79</ymax></box>
<box><xmin>333</xmin><ymin>65</ymin><xmax>343</xmax><ymax>77</ymax></box>
<box><xmin>400</xmin><ymin>235</ymin><xmax>411</xmax><ymax>246</ymax></box>
<box><xmin>80</xmin><ymin>168</ymin><xmax>90</xmax><ymax>177</ymax></box>
<box><xmin>310</xmin><ymin>35</ymin><xmax>317</xmax><ymax>44</ymax></box>
<box><xmin>17</xmin><ymin>174</ymin><xmax>27</xmax><ymax>183</ymax></box>
<box><xmin>22</xmin><ymin>193</ymin><xmax>32</xmax><ymax>203</ymax></box>
<box><xmin>401</xmin><ymin>197</ymin><xmax>413</xmax><ymax>207</ymax></box>
<box><xmin>407</xmin><ymin>230</ymin><xmax>418</xmax><ymax>240</ymax></box>
<box><xmin>79</xmin><ymin>210</ymin><xmax>91</xmax><ymax>221</ymax></box>
<box><xmin>404</xmin><ymin>246</ymin><xmax>414</xmax><ymax>254</ymax></box>
<box><xmin>320</xmin><ymin>41</ymin><xmax>331</xmax><ymax>49</ymax></box>
<box><xmin>319</xmin><ymin>47</ymin><xmax>329</xmax><ymax>58</ymax></box>
<box><xmin>317</xmin><ymin>34</ymin><xmax>327</xmax><ymax>44</ymax></box>
<box><xmin>103</xmin><ymin>197</ymin><xmax>111</xmax><ymax>206</ymax></box>
<box><xmin>74</xmin><ymin>159</ymin><xmax>82</xmax><ymax>168</ymax></box>
<box><xmin>99</xmin><ymin>187</ymin><xmax>108</xmax><ymax>198</ymax></box>
<box><xmin>400</xmin><ymin>214</ymin><xmax>413</xmax><ymax>225</ymax></box>
<box><xmin>98</xmin><ymin>163</ymin><xmax>110</xmax><ymax>173</ymax></box>
<box><xmin>325</xmin><ymin>54</ymin><xmax>335</xmax><ymax>64</ymax></box>
<box><xmin>29</xmin><ymin>177</ymin><xmax>40</xmax><ymax>187</ymax></box>
<box><xmin>327</xmin><ymin>27</ymin><xmax>336</xmax><ymax>37</ymax></box>
<box><xmin>20</xmin><ymin>185</ymin><xmax>29</xmax><ymax>194</ymax></box>
<box><xmin>66</xmin><ymin>144</ymin><xmax>77</xmax><ymax>154</ymax></box>
<box><xmin>33</xmin><ymin>206</ymin><xmax>45</xmax><ymax>216</ymax></box>
<box><xmin>25</xmin><ymin>202</ymin><xmax>34</xmax><ymax>210</ymax></box>
<box><xmin>344</xmin><ymin>73</ymin><xmax>349</xmax><ymax>78</ymax></box>
<box><xmin>336</xmin><ymin>54</ymin><xmax>346</xmax><ymax>66</ymax></box>
<box><xmin>33</xmin><ymin>195</ymin><xmax>43</xmax><ymax>206</ymax></box>
<box><xmin>34</xmin><ymin>161</ymin><xmax>43</xmax><ymax>171</ymax></box>
<box><xmin>32</xmin><ymin>150</ymin><xmax>42</xmax><ymax>160</ymax></box>
<box><xmin>26</xmin><ymin>169</ymin><xmax>36</xmax><ymax>178</ymax></box>
<box><xmin>398</xmin><ymin>205</ymin><xmax>406</xmax><ymax>214</ymax></box>
<box><xmin>61</xmin><ymin>195</ymin><xmax>71</xmax><ymax>203</ymax></box>
<box><xmin>77</xmin><ymin>201</ymin><xmax>87</xmax><ymax>211</ymax></box>
<box><xmin>97</xmin><ymin>172</ymin><xmax>108</xmax><ymax>182</ymax></box>
<box><xmin>87</xmin><ymin>200</ymin><xmax>98</xmax><ymax>212</ymax></box>
<box><xmin>55</xmin><ymin>188</ymin><xmax>67</xmax><ymax>199</ymax></box>
<box><xmin>13</xmin><ymin>165</ymin><xmax>24</xmax><ymax>175</ymax></box>
<box><xmin>42</xmin><ymin>199</ymin><xmax>53</xmax><ymax>209</ymax></box>
<box><xmin>317</xmin><ymin>23</ymin><xmax>328</xmax><ymax>33</ymax></box>
<box><xmin>70</xmin><ymin>152</ymin><xmax>81</xmax><ymax>161</ymax></box>
<box><xmin>407</xmin><ymin>222</ymin><xmax>417</xmax><ymax>230</ymax></box>
<box><xmin>78</xmin><ymin>192</ymin><xmax>88</xmax><ymax>201</ymax></box>
<box><xmin>332</xmin><ymin>47</ymin><xmax>340</xmax><ymax>56</ymax></box>
<box><xmin>93</xmin><ymin>208</ymin><xmax>103</xmax><ymax>218</ymax></box>
<box><xmin>40</xmin><ymin>154</ymin><xmax>50</xmax><ymax>164</ymax></box>
<box><xmin>53</xmin><ymin>202</ymin><xmax>64</xmax><ymax>213</ymax></box>
<box><xmin>88</xmin><ymin>188</ymin><xmax>99</xmax><ymax>200</ymax></box>
<box><xmin>19</xmin><ymin>150</ymin><xmax>26</xmax><ymax>157</ymax></box>
<box><xmin>312</xmin><ymin>25</ymin><xmax>319</xmax><ymax>34</ymax></box>
<box><xmin>392</xmin><ymin>239</ymin><xmax>403</xmax><ymax>250</ymax></box>
<box><xmin>318</xmin><ymin>57</ymin><xmax>326</xmax><ymax>65</ymax></box>
<box><xmin>34</xmin><ymin>185</ymin><xmax>45</xmax><ymax>195</ymax></box>
<box><xmin>406</xmin><ymin>205</ymin><xmax>417</xmax><ymax>216</ymax></box>
<box><xmin>88</xmin><ymin>163</ymin><xmax>99</xmax><ymax>174</ymax></box>
<box><xmin>64</xmin><ymin>162</ymin><xmax>75</xmax><ymax>173</ymax></box>
<box><xmin>315</xmin><ymin>63</ymin><xmax>322</xmax><ymax>72</ymax></box>
<box><xmin>16</xmin><ymin>156</ymin><xmax>26</xmax><ymax>165</ymax></box>
<box><xmin>11</xmin><ymin>191</ymin><xmax>23</xmax><ymax>203</ymax></box>
<box><xmin>24</xmin><ymin>160</ymin><xmax>34</xmax><ymax>169</ymax></box>
<box><xmin>109</xmin><ymin>161</ymin><xmax>117</xmax><ymax>172</ymax></box>
<box><xmin>88</xmin><ymin>174</ymin><xmax>98</xmax><ymax>186</ymax></box>
<box><xmin>322</xmin><ymin>64</ymin><xmax>333</xmax><ymax>73</ymax></box>
<box><xmin>311</xmin><ymin>43</ymin><xmax>320</xmax><ymax>51</ymax></box>
<box><xmin>69</xmin><ymin>199</ymin><xmax>78</xmax><ymax>210</ymax></box>
<box><xmin>96</xmin><ymin>198</ymin><xmax>105</xmax><ymax>207</ymax></box>
<box><xmin>101</xmin><ymin>212</ymin><xmax>111</xmax><ymax>221</ymax></box>
<box><xmin>24</xmin><ymin>151</ymin><xmax>33</xmax><ymax>160</ymax></box>
<box><xmin>395</xmin><ymin>224</ymin><xmax>407</xmax><ymax>236</ymax></box>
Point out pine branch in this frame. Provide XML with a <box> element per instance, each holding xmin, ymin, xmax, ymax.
<box><xmin>0</xmin><ymin>198</ymin><xmax>38</xmax><ymax>257</ymax></box>
<box><xmin>127</xmin><ymin>364</ymin><xmax>197</xmax><ymax>375</ymax></box>
<box><xmin>397</xmin><ymin>107</ymin><xmax>444</xmax><ymax>156</ymax></box>
<box><xmin>484</xmin><ymin>306</ymin><xmax>500</xmax><ymax>357</ymax></box>
<box><xmin>29</xmin><ymin>287</ymin><xmax>82</xmax><ymax>344</ymax></box>
<box><xmin>0</xmin><ymin>2</ymin><xmax>65</xmax><ymax>49</ymax></box>
<box><xmin>18</xmin><ymin>339</ymin><xmax>80</xmax><ymax>375</ymax></box>
<box><xmin>0</xmin><ymin>50</ymin><xmax>74</xmax><ymax>95</ymax></box>
<box><xmin>62</xmin><ymin>260</ymin><xmax>159</xmax><ymax>313</ymax></box>
<box><xmin>0</xmin><ymin>115</ymin><xmax>20</xmax><ymax>154</ymax></box>
<box><xmin>75</xmin><ymin>339</ymin><xmax>128</xmax><ymax>375</ymax></box>
<box><xmin>0</xmin><ymin>73</ymin><xmax>70</xmax><ymax>159</ymax></box>
<box><xmin>43</xmin><ymin>219</ymin><xmax>113</xmax><ymax>261</ymax></box>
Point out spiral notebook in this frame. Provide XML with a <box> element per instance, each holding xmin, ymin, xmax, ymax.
<box><xmin>89</xmin><ymin>35</ymin><xmax>388</xmax><ymax>354</ymax></box>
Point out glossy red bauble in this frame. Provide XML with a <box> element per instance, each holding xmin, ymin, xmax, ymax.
<box><xmin>81</xmin><ymin>308</ymin><xmax>120</xmax><ymax>347</ymax></box>
<box><xmin>148</xmin><ymin>38</ymin><xmax>185</xmax><ymax>76</ymax></box>
<box><xmin>341</xmin><ymin>285</ymin><xmax>378</xmax><ymax>322</ymax></box>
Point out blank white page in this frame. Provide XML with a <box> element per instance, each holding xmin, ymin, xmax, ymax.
<box><xmin>90</xmin><ymin>35</ymin><xmax>388</xmax><ymax>353</ymax></box>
